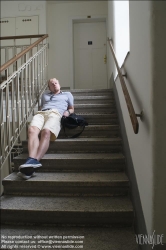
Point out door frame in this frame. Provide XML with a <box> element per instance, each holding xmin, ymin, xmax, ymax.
<box><xmin>69</xmin><ymin>16</ymin><xmax>108</xmax><ymax>89</ymax></box>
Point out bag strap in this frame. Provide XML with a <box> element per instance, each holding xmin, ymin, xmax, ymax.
<box><xmin>62</xmin><ymin>124</ymin><xmax>86</xmax><ymax>138</ymax></box>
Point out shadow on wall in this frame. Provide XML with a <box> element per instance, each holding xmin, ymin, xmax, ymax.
<box><xmin>109</xmin><ymin>73</ymin><xmax>115</xmax><ymax>89</ymax></box>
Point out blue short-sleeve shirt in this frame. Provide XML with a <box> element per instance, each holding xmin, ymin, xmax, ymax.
<box><xmin>41</xmin><ymin>91</ymin><xmax>74</xmax><ymax>115</ymax></box>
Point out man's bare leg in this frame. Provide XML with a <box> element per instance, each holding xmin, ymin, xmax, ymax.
<box><xmin>18</xmin><ymin>128</ymin><xmax>50</xmax><ymax>179</ymax></box>
<box><xmin>36</xmin><ymin>129</ymin><xmax>51</xmax><ymax>161</ymax></box>
<box><xmin>28</xmin><ymin>126</ymin><xmax>40</xmax><ymax>159</ymax></box>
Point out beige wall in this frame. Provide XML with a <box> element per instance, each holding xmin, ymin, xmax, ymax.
<box><xmin>47</xmin><ymin>1</ymin><xmax>107</xmax><ymax>88</ymax></box>
<box><xmin>107</xmin><ymin>0</ymin><xmax>166</xmax><ymax>241</ymax></box>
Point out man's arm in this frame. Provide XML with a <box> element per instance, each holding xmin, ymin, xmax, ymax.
<box><xmin>63</xmin><ymin>106</ymin><xmax>74</xmax><ymax>117</ymax></box>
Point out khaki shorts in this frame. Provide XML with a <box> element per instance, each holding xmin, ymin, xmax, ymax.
<box><xmin>29</xmin><ymin>109</ymin><xmax>62</xmax><ymax>141</ymax></box>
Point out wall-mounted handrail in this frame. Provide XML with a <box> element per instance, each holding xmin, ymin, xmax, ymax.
<box><xmin>0</xmin><ymin>34</ymin><xmax>48</xmax><ymax>73</ymax></box>
<box><xmin>107</xmin><ymin>38</ymin><xmax>139</xmax><ymax>134</ymax></box>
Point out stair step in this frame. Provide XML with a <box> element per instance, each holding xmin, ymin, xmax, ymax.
<box><xmin>59</xmin><ymin>125</ymin><xmax>120</xmax><ymax>138</ymax></box>
<box><xmin>3</xmin><ymin>172</ymin><xmax>129</xmax><ymax>196</ymax></box>
<box><xmin>0</xmin><ymin>225</ymin><xmax>139</xmax><ymax>250</ymax></box>
<box><xmin>70</xmin><ymin>88</ymin><xmax>114</xmax><ymax>96</ymax></box>
<box><xmin>13</xmin><ymin>153</ymin><xmax>125</xmax><ymax>172</ymax></box>
<box><xmin>74</xmin><ymin>103</ymin><xmax>116</xmax><ymax>113</ymax></box>
<box><xmin>76</xmin><ymin>113</ymin><xmax>118</xmax><ymax>125</ymax></box>
<box><xmin>1</xmin><ymin>196</ymin><xmax>134</xmax><ymax>226</ymax></box>
<box><xmin>22</xmin><ymin>138</ymin><xmax>122</xmax><ymax>153</ymax></box>
<box><xmin>74</xmin><ymin>96</ymin><xmax>115</xmax><ymax>104</ymax></box>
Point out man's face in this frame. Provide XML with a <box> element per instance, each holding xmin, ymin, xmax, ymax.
<box><xmin>48</xmin><ymin>78</ymin><xmax>60</xmax><ymax>93</ymax></box>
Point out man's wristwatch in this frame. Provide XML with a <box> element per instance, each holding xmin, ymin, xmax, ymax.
<box><xmin>67</xmin><ymin>110</ymin><xmax>70</xmax><ymax>115</ymax></box>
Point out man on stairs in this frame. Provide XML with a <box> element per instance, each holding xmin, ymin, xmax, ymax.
<box><xmin>17</xmin><ymin>78</ymin><xmax>74</xmax><ymax>180</ymax></box>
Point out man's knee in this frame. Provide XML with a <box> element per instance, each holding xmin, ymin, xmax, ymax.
<box><xmin>41</xmin><ymin>129</ymin><xmax>51</xmax><ymax>140</ymax></box>
<box><xmin>28</xmin><ymin>126</ymin><xmax>40</xmax><ymax>137</ymax></box>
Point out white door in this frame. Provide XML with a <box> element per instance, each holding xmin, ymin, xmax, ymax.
<box><xmin>74</xmin><ymin>22</ymin><xmax>107</xmax><ymax>89</ymax></box>
<box><xmin>0</xmin><ymin>17</ymin><xmax>16</xmax><ymax>66</ymax></box>
<box><xmin>15</xmin><ymin>16</ymin><xmax>39</xmax><ymax>45</ymax></box>
<box><xmin>0</xmin><ymin>16</ymin><xmax>38</xmax><ymax>69</ymax></box>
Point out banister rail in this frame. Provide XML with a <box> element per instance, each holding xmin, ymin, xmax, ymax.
<box><xmin>0</xmin><ymin>34</ymin><xmax>47</xmax><ymax>40</ymax></box>
<box><xmin>0</xmin><ymin>34</ymin><xmax>48</xmax><ymax>170</ymax></box>
<box><xmin>107</xmin><ymin>38</ymin><xmax>139</xmax><ymax>134</ymax></box>
<box><xmin>0</xmin><ymin>34</ymin><xmax>48</xmax><ymax>73</ymax></box>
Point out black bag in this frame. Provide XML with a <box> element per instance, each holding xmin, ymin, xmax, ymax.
<box><xmin>61</xmin><ymin>113</ymin><xmax>88</xmax><ymax>138</ymax></box>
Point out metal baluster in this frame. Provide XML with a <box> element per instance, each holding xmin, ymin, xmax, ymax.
<box><xmin>24</xmin><ymin>54</ymin><xmax>28</xmax><ymax>120</ymax></box>
<box><xmin>0</xmin><ymin>87</ymin><xmax>4</xmax><ymax>164</ymax></box>
<box><xmin>29</xmin><ymin>46</ymin><xmax>33</xmax><ymax>112</ymax></box>
<box><xmin>28</xmin><ymin>61</ymin><xmax>32</xmax><ymax>113</ymax></box>
<box><xmin>45</xmin><ymin>44</ymin><xmax>47</xmax><ymax>81</ymax></box>
<box><xmin>38</xmin><ymin>45</ymin><xmax>41</xmax><ymax>93</ymax></box>
<box><xmin>5</xmin><ymin>81</ymin><xmax>10</xmax><ymax>161</ymax></box>
<box><xmin>16</xmin><ymin>73</ymin><xmax>21</xmax><ymax>141</ymax></box>
<box><xmin>41</xmin><ymin>41</ymin><xmax>44</xmax><ymax>88</ymax></box>
<box><xmin>37</xmin><ymin>45</ymin><xmax>40</xmax><ymax>108</ymax></box>
<box><xmin>20</xmin><ymin>67</ymin><xmax>24</xmax><ymax>126</ymax></box>
<box><xmin>46</xmin><ymin>43</ymin><xmax>48</xmax><ymax>79</ymax></box>
<box><xmin>11</xmin><ymin>78</ymin><xmax>16</xmax><ymax>143</ymax></box>
<box><xmin>34</xmin><ymin>56</ymin><xmax>37</xmax><ymax>101</ymax></box>
<box><xmin>32</xmin><ymin>58</ymin><xmax>35</xmax><ymax>115</ymax></box>
<box><xmin>43</xmin><ymin>49</ymin><xmax>46</xmax><ymax>84</ymax></box>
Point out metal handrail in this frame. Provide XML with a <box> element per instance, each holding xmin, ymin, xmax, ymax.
<box><xmin>0</xmin><ymin>35</ymin><xmax>49</xmax><ymax>169</ymax></box>
<box><xmin>107</xmin><ymin>38</ymin><xmax>139</xmax><ymax>134</ymax></box>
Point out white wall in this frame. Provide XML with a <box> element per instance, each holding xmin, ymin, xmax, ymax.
<box><xmin>0</xmin><ymin>0</ymin><xmax>47</xmax><ymax>34</ymax></box>
<box><xmin>47</xmin><ymin>1</ymin><xmax>107</xmax><ymax>88</ymax></box>
<box><xmin>107</xmin><ymin>1</ymin><xmax>115</xmax><ymax>88</ymax></box>
<box><xmin>107</xmin><ymin>0</ymin><xmax>166</xmax><ymax>241</ymax></box>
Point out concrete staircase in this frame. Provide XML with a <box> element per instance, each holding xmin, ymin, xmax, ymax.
<box><xmin>1</xmin><ymin>89</ymin><xmax>139</xmax><ymax>250</ymax></box>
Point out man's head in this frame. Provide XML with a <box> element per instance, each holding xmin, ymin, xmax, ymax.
<box><xmin>48</xmin><ymin>78</ymin><xmax>61</xmax><ymax>94</ymax></box>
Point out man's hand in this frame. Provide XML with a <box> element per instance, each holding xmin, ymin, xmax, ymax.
<box><xmin>63</xmin><ymin>110</ymin><xmax>70</xmax><ymax>117</ymax></box>
<box><xmin>63</xmin><ymin>106</ymin><xmax>74</xmax><ymax>117</ymax></box>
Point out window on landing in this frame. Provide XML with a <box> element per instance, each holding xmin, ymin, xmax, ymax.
<box><xmin>113</xmin><ymin>0</ymin><xmax>130</xmax><ymax>78</ymax></box>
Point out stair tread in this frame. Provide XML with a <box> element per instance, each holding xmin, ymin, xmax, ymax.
<box><xmin>70</xmin><ymin>88</ymin><xmax>113</xmax><ymax>93</ymax></box>
<box><xmin>14</xmin><ymin>153</ymin><xmax>125</xmax><ymax>160</ymax></box>
<box><xmin>3</xmin><ymin>172</ymin><xmax>129</xmax><ymax>184</ymax></box>
<box><xmin>68</xmin><ymin>124</ymin><xmax>118</xmax><ymax>128</ymax></box>
<box><xmin>59</xmin><ymin>125</ymin><xmax>119</xmax><ymax>131</ymax></box>
<box><xmin>76</xmin><ymin>112</ymin><xmax>117</xmax><ymax>115</ymax></box>
<box><xmin>74</xmin><ymin>96</ymin><xmax>114</xmax><ymax>100</ymax></box>
<box><xmin>51</xmin><ymin>138</ymin><xmax>121</xmax><ymax>142</ymax></box>
<box><xmin>1</xmin><ymin>196</ymin><xmax>133</xmax><ymax>212</ymax></box>
<box><xmin>74</xmin><ymin>103</ymin><xmax>115</xmax><ymax>107</ymax></box>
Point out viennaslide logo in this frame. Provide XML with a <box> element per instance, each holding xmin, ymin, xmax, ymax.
<box><xmin>135</xmin><ymin>230</ymin><xmax>164</xmax><ymax>249</ymax></box>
